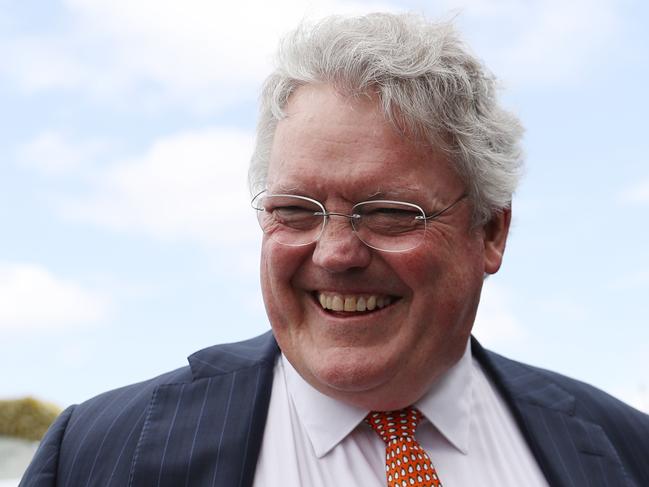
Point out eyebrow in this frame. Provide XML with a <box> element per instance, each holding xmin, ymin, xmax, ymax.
<box><xmin>365</xmin><ymin>186</ymin><xmax>423</xmax><ymax>200</ymax></box>
<box><xmin>267</xmin><ymin>184</ymin><xmax>438</xmax><ymax>205</ymax></box>
<box><xmin>268</xmin><ymin>184</ymin><xmax>301</xmax><ymax>194</ymax></box>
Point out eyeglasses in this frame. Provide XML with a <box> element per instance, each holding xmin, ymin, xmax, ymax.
<box><xmin>251</xmin><ymin>190</ymin><xmax>467</xmax><ymax>253</ymax></box>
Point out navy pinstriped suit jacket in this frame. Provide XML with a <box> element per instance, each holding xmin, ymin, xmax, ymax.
<box><xmin>20</xmin><ymin>332</ymin><xmax>649</xmax><ymax>486</ymax></box>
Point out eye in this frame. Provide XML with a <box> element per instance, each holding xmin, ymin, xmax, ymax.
<box><xmin>355</xmin><ymin>201</ymin><xmax>424</xmax><ymax>235</ymax></box>
<box><xmin>261</xmin><ymin>196</ymin><xmax>323</xmax><ymax>231</ymax></box>
<box><xmin>272</xmin><ymin>205</ymin><xmax>315</xmax><ymax>221</ymax></box>
<box><xmin>365</xmin><ymin>206</ymin><xmax>420</xmax><ymax>217</ymax></box>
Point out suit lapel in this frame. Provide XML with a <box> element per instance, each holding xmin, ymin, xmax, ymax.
<box><xmin>473</xmin><ymin>338</ymin><xmax>633</xmax><ymax>487</ymax></box>
<box><xmin>129</xmin><ymin>332</ymin><xmax>279</xmax><ymax>487</ymax></box>
<box><xmin>127</xmin><ymin>332</ymin><xmax>633</xmax><ymax>486</ymax></box>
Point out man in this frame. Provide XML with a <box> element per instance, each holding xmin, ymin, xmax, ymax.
<box><xmin>20</xmin><ymin>13</ymin><xmax>649</xmax><ymax>487</ymax></box>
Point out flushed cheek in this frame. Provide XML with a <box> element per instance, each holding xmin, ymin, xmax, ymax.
<box><xmin>260</xmin><ymin>242</ymin><xmax>309</xmax><ymax>330</ymax></box>
<box><xmin>395</xmin><ymin>257</ymin><xmax>478</xmax><ymax>339</ymax></box>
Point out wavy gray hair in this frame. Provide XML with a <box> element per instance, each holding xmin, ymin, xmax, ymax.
<box><xmin>248</xmin><ymin>13</ymin><xmax>524</xmax><ymax>225</ymax></box>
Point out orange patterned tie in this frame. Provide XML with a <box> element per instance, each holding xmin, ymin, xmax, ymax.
<box><xmin>365</xmin><ymin>408</ymin><xmax>443</xmax><ymax>487</ymax></box>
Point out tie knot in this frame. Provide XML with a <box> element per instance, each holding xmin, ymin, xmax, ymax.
<box><xmin>364</xmin><ymin>407</ymin><xmax>423</xmax><ymax>443</ymax></box>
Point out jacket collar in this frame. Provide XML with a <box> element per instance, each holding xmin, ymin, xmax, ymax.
<box><xmin>472</xmin><ymin>337</ymin><xmax>633</xmax><ymax>487</ymax></box>
<box><xmin>129</xmin><ymin>331</ymin><xmax>278</xmax><ymax>487</ymax></box>
<box><xmin>188</xmin><ymin>331</ymin><xmax>279</xmax><ymax>379</ymax></box>
<box><xmin>130</xmin><ymin>333</ymin><xmax>633</xmax><ymax>487</ymax></box>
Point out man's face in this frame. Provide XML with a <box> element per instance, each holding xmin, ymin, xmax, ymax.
<box><xmin>260</xmin><ymin>84</ymin><xmax>509</xmax><ymax>410</ymax></box>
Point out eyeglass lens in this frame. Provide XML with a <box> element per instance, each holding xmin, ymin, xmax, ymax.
<box><xmin>254</xmin><ymin>194</ymin><xmax>426</xmax><ymax>252</ymax></box>
<box><xmin>353</xmin><ymin>201</ymin><xmax>426</xmax><ymax>252</ymax></box>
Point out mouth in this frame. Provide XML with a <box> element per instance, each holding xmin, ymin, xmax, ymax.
<box><xmin>314</xmin><ymin>291</ymin><xmax>400</xmax><ymax>314</ymax></box>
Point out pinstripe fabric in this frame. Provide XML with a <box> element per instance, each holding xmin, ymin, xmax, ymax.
<box><xmin>19</xmin><ymin>333</ymin><xmax>278</xmax><ymax>487</ymax></box>
<box><xmin>20</xmin><ymin>333</ymin><xmax>649</xmax><ymax>486</ymax></box>
<box><xmin>473</xmin><ymin>338</ymin><xmax>649</xmax><ymax>487</ymax></box>
<box><xmin>19</xmin><ymin>406</ymin><xmax>74</xmax><ymax>485</ymax></box>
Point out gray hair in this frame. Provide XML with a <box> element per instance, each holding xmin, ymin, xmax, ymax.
<box><xmin>248</xmin><ymin>13</ymin><xmax>524</xmax><ymax>225</ymax></box>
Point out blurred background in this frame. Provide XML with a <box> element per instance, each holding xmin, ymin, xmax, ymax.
<box><xmin>1</xmin><ymin>0</ymin><xmax>648</xmax><ymax>482</ymax></box>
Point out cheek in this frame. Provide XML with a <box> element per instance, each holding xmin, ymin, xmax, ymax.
<box><xmin>260</xmin><ymin>240</ymin><xmax>309</xmax><ymax>324</ymax></box>
<box><xmin>398</xmin><ymin>240</ymin><xmax>484</xmax><ymax>317</ymax></box>
<box><xmin>390</xmin><ymin>251</ymin><xmax>440</xmax><ymax>293</ymax></box>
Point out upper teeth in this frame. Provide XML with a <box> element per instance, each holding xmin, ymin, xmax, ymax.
<box><xmin>317</xmin><ymin>292</ymin><xmax>392</xmax><ymax>312</ymax></box>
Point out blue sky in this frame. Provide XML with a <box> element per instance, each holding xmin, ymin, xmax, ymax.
<box><xmin>1</xmin><ymin>0</ymin><xmax>648</xmax><ymax>413</ymax></box>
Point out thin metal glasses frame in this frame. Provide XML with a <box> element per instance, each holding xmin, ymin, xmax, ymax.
<box><xmin>251</xmin><ymin>190</ymin><xmax>467</xmax><ymax>253</ymax></box>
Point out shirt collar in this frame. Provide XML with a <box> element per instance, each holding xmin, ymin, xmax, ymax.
<box><xmin>282</xmin><ymin>339</ymin><xmax>473</xmax><ymax>458</ymax></box>
<box><xmin>282</xmin><ymin>355</ymin><xmax>368</xmax><ymax>458</ymax></box>
<box><xmin>414</xmin><ymin>339</ymin><xmax>472</xmax><ymax>454</ymax></box>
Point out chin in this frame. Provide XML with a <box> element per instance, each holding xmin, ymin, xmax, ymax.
<box><xmin>306</xmin><ymin>347</ymin><xmax>397</xmax><ymax>395</ymax></box>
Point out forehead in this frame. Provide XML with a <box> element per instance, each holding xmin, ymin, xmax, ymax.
<box><xmin>267</xmin><ymin>84</ymin><xmax>463</xmax><ymax>201</ymax></box>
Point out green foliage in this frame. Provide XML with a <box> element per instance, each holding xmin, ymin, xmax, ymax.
<box><xmin>0</xmin><ymin>397</ymin><xmax>61</xmax><ymax>441</ymax></box>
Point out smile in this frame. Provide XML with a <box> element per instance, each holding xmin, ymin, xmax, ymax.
<box><xmin>316</xmin><ymin>292</ymin><xmax>397</xmax><ymax>312</ymax></box>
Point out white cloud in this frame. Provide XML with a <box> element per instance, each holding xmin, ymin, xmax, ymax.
<box><xmin>59</xmin><ymin>127</ymin><xmax>258</xmax><ymax>246</ymax></box>
<box><xmin>0</xmin><ymin>263</ymin><xmax>108</xmax><ymax>330</ymax></box>
<box><xmin>612</xmin><ymin>384</ymin><xmax>649</xmax><ymax>414</ymax></box>
<box><xmin>15</xmin><ymin>131</ymin><xmax>109</xmax><ymax>174</ymax></box>
<box><xmin>620</xmin><ymin>178</ymin><xmax>649</xmax><ymax>204</ymax></box>
<box><xmin>1</xmin><ymin>0</ymin><xmax>393</xmax><ymax>111</ymax></box>
<box><xmin>0</xmin><ymin>0</ymin><xmax>626</xmax><ymax>110</ymax></box>
<box><xmin>472</xmin><ymin>281</ymin><xmax>525</xmax><ymax>346</ymax></box>
<box><xmin>609</xmin><ymin>267</ymin><xmax>649</xmax><ymax>290</ymax></box>
<box><xmin>499</xmin><ymin>0</ymin><xmax>621</xmax><ymax>86</ymax></box>
<box><xmin>55</xmin><ymin>339</ymin><xmax>96</xmax><ymax>368</ymax></box>
<box><xmin>0</xmin><ymin>36</ymin><xmax>91</xmax><ymax>93</ymax></box>
<box><xmin>436</xmin><ymin>0</ymin><xmax>623</xmax><ymax>87</ymax></box>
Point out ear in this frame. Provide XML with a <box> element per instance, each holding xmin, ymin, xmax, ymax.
<box><xmin>482</xmin><ymin>206</ymin><xmax>512</xmax><ymax>275</ymax></box>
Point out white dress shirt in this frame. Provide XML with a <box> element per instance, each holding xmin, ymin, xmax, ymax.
<box><xmin>253</xmin><ymin>340</ymin><xmax>549</xmax><ymax>486</ymax></box>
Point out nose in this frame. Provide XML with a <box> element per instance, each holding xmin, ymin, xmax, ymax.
<box><xmin>312</xmin><ymin>214</ymin><xmax>372</xmax><ymax>273</ymax></box>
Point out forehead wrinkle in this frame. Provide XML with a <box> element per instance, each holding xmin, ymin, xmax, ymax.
<box><xmin>269</xmin><ymin>177</ymin><xmax>443</xmax><ymax>204</ymax></box>
<box><xmin>367</xmin><ymin>184</ymin><xmax>422</xmax><ymax>200</ymax></box>
<box><xmin>269</xmin><ymin>183</ymin><xmax>301</xmax><ymax>195</ymax></box>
